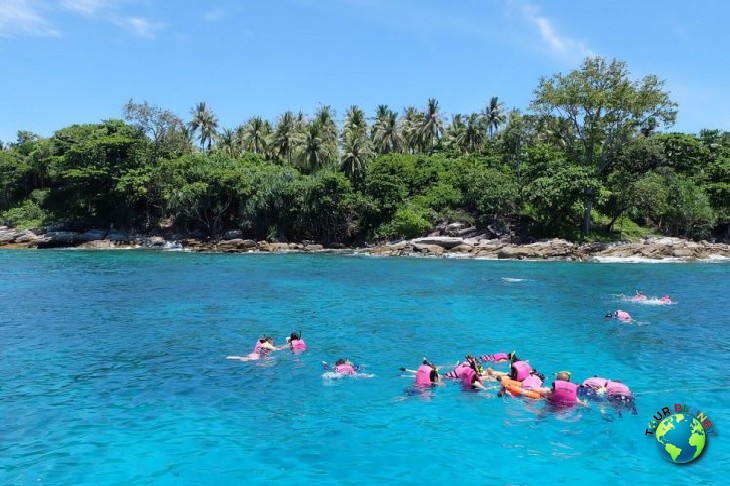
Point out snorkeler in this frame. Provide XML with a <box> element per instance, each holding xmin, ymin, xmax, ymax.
<box><xmin>605</xmin><ymin>380</ymin><xmax>637</xmax><ymax>416</ymax></box>
<box><xmin>226</xmin><ymin>336</ymin><xmax>279</xmax><ymax>361</ymax></box>
<box><xmin>577</xmin><ymin>376</ymin><xmax>609</xmax><ymax>400</ymax></box>
<box><xmin>286</xmin><ymin>331</ymin><xmax>307</xmax><ymax>353</ymax></box>
<box><xmin>538</xmin><ymin>371</ymin><xmax>587</xmax><ymax>407</ymax></box>
<box><xmin>332</xmin><ymin>358</ymin><xmax>357</xmax><ymax>375</ymax></box>
<box><xmin>487</xmin><ymin>355</ymin><xmax>533</xmax><ymax>382</ymax></box>
<box><xmin>605</xmin><ymin>310</ymin><xmax>632</xmax><ymax>321</ymax></box>
<box><xmin>414</xmin><ymin>358</ymin><xmax>442</xmax><ymax>387</ymax></box>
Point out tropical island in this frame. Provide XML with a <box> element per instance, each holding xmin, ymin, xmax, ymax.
<box><xmin>1</xmin><ymin>57</ymin><xmax>729</xmax><ymax>260</ymax></box>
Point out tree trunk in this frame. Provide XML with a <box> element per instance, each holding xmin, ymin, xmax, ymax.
<box><xmin>582</xmin><ymin>191</ymin><xmax>593</xmax><ymax>235</ymax></box>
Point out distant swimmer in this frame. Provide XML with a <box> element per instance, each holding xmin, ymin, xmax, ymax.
<box><xmin>660</xmin><ymin>295</ymin><xmax>672</xmax><ymax>304</ymax></box>
<box><xmin>633</xmin><ymin>290</ymin><xmax>647</xmax><ymax>301</ymax></box>
<box><xmin>332</xmin><ymin>358</ymin><xmax>357</xmax><ymax>375</ymax></box>
<box><xmin>606</xmin><ymin>310</ymin><xmax>632</xmax><ymax>321</ymax></box>
<box><xmin>286</xmin><ymin>331</ymin><xmax>307</xmax><ymax>353</ymax></box>
<box><xmin>226</xmin><ymin>335</ymin><xmax>279</xmax><ymax>361</ymax></box>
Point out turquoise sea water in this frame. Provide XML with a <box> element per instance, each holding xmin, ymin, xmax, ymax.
<box><xmin>1</xmin><ymin>250</ymin><xmax>728</xmax><ymax>485</ymax></box>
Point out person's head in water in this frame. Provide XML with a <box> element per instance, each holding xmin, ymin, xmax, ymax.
<box><xmin>605</xmin><ymin>312</ymin><xmax>613</xmax><ymax>318</ymax></box>
<box><xmin>465</xmin><ymin>355</ymin><xmax>483</xmax><ymax>374</ymax></box>
<box><xmin>289</xmin><ymin>332</ymin><xmax>299</xmax><ymax>341</ymax></box>
<box><xmin>335</xmin><ymin>358</ymin><xmax>348</xmax><ymax>366</ymax></box>
<box><xmin>261</xmin><ymin>336</ymin><xmax>273</xmax><ymax>344</ymax></box>
<box><xmin>555</xmin><ymin>371</ymin><xmax>572</xmax><ymax>382</ymax></box>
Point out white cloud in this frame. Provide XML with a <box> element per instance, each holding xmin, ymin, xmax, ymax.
<box><xmin>509</xmin><ymin>1</ymin><xmax>593</xmax><ymax>60</ymax></box>
<box><xmin>61</xmin><ymin>0</ymin><xmax>107</xmax><ymax>16</ymax></box>
<box><xmin>116</xmin><ymin>16</ymin><xmax>164</xmax><ymax>39</ymax></box>
<box><xmin>0</xmin><ymin>0</ymin><xmax>59</xmax><ymax>37</ymax></box>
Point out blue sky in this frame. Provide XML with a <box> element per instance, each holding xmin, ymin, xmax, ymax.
<box><xmin>1</xmin><ymin>0</ymin><xmax>728</xmax><ymax>143</ymax></box>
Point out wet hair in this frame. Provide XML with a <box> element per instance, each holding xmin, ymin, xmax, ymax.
<box><xmin>335</xmin><ymin>358</ymin><xmax>347</xmax><ymax>366</ymax></box>
<box><xmin>289</xmin><ymin>332</ymin><xmax>299</xmax><ymax>341</ymax></box>
<box><xmin>260</xmin><ymin>336</ymin><xmax>274</xmax><ymax>344</ymax></box>
<box><xmin>532</xmin><ymin>370</ymin><xmax>546</xmax><ymax>382</ymax></box>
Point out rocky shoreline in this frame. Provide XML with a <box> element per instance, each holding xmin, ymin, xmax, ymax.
<box><xmin>1</xmin><ymin>225</ymin><xmax>729</xmax><ymax>262</ymax></box>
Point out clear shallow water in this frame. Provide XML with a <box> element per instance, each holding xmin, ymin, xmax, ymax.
<box><xmin>1</xmin><ymin>251</ymin><xmax>728</xmax><ymax>485</ymax></box>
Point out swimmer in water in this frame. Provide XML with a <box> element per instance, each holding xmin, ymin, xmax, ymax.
<box><xmin>413</xmin><ymin>358</ymin><xmax>442</xmax><ymax>387</ymax></box>
<box><xmin>286</xmin><ymin>331</ymin><xmax>307</xmax><ymax>353</ymax></box>
<box><xmin>226</xmin><ymin>336</ymin><xmax>279</xmax><ymax>361</ymax></box>
<box><xmin>605</xmin><ymin>310</ymin><xmax>632</xmax><ymax>321</ymax></box>
<box><xmin>538</xmin><ymin>371</ymin><xmax>588</xmax><ymax>407</ymax></box>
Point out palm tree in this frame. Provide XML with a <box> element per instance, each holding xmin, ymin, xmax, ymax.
<box><xmin>459</xmin><ymin>113</ymin><xmax>488</xmax><ymax>154</ymax></box>
<box><xmin>272</xmin><ymin>111</ymin><xmax>301</xmax><ymax>165</ymax></box>
<box><xmin>401</xmin><ymin>106</ymin><xmax>424</xmax><ymax>153</ymax></box>
<box><xmin>343</xmin><ymin>105</ymin><xmax>368</xmax><ymax>139</ymax></box>
<box><xmin>341</xmin><ymin>129</ymin><xmax>375</xmax><ymax>183</ymax></box>
<box><xmin>218</xmin><ymin>128</ymin><xmax>237</xmax><ymax>157</ymax></box>
<box><xmin>295</xmin><ymin>121</ymin><xmax>337</xmax><ymax>173</ymax></box>
<box><xmin>189</xmin><ymin>101</ymin><xmax>219</xmax><ymax>151</ymax></box>
<box><xmin>313</xmin><ymin>105</ymin><xmax>338</xmax><ymax>148</ymax></box>
<box><xmin>418</xmin><ymin>98</ymin><xmax>443</xmax><ymax>153</ymax></box>
<box><xmin>444</xmin><ymin>114</ymin><xmax>465</xmax><ymax>152</ymax></box>
<box><xmin>484</xmin><ymin>96</ymin><xmax>506</xmax><ymax>139</ymax></box>
<box><xmin>372</xmin><ymin>108</ymin><xmax>404</xmax><ymax>154</ymax></box>
<box><xmin>241</xmin><ymin>116</ymin><xmax>271</xmax><ymax>155</ymax></box>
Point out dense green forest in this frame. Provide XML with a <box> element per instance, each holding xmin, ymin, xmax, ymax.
<box><xmin>1</xmin><ymin>57</ymin><xmax>729</xmax><ymax>243</ymax></box>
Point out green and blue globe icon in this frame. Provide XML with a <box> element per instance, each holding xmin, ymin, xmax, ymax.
<box><xmin>655</xmin><ymin>413</ymin><xmax>706</xmax><ymax>464</ymax></box>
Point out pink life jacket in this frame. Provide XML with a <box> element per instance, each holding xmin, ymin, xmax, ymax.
<box><xmin>550</xmin><ymin>381</ymin><xmax>579</xmax><ymax>404</ymax></box>
<box><xmin>521</xmin><ymin>374</ymin><xmax>543</xmax><ymax>390</ymax></box>
<box><xmin>615</xmin><ymin>310</ymin><xmax>631</xmax><ymax>321</ymax></box>
<box><xmin>582</xmin><ymin>376</ymin><xmax>608</xmax><ymax>390</ymax></box>
<box><xmin>415</xmin><ymin>365</ymin><xmax>434</xmax><ymax>387</ymax></box>
<box><xmin>461</xmin><ymin>367</ymin><xmax>478</xmax><ymax>389</ymax></box>
<box><xmin>511</xmin><ymin>361</ymin><xmax>532</xmax><ymax>381</ymax></box>
<box><xmin>661</xmin><ymin>295</ymin><xmax>671</xmax><ymax>303</ymax></box>
<box><xmin>290</xmin><ymin>339</ymin><xmax>307</xmax><ymax>352</ymax></box>
<box><xmin>606</xmin><ymin>381</ymin><xmax>632</xmax><ymax>398</ymax></box>
<box><xmin>334</xmin><ymin>364</ymin><xmax>356</xmax><ymax>375</ymax></box>
<box><xmin>253</xmin><ymin>340</ymin><xmax>269</xmax><ymax>355</ymax></box>
<box><xmin>479</xmin><ymin>353</ymin><xmax>510</xmax><ymax>362</ymax></box>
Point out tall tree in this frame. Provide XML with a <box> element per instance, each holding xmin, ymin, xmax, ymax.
<box><xmin>372</xmin><ymin>106</ymin><xmax>404</xmax><ymax>154</ymax></box>
<box><xmin>530</xmin><ymin>56</ymin><xmax>677</xmax><ymax>234</ymax></box>
<box><xmin>241</xmin><ymin>116</ymin><xmax>271</xmax><ymax>155</ymax></box>
<box><xmin>189</xmin><ymin>102</ymin><xmax>219</xmax><ymax>151</ymax></box>
<box><xmin>340</xmin><ymin>130</ymin><xmax>375</xmax><ymax>184</ymax></box>
<box><xmin>458</xmin><ymin>113</ymin><xmax>487</xmax><ymax>155</ymax></box>
<box><xmin>401</xmin><ymin>106</ymin><xmax>423</xmax><ymax>154</ymax></box>
<box><xmin>296</xmin><ymin>121</ymin><xmax>337</xmax><ymax>173</ymax></box>
<box><xmin>313</xmin><ymin>105</ymin><xmax>339</xmax><ymax>149</ymax></box>
<box><xmin>483</xmin><ymin>96</ymin><xmax>506</xmax><ymax>139</ymax></box>
<box><xmin>418</xmin><ymin>98</ymin><xmax>443</xmax><ymax>153</ymax></box>
<box><xmin>272</xmin><ymin>111</ymin><xmax>301</xmax><ymax>165</ymax></box>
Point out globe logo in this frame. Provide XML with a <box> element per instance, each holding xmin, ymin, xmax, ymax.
<box><xmin>655</xmin><ymin>413</ymin><xmax>706</xmax><ymax>464</ymax></box>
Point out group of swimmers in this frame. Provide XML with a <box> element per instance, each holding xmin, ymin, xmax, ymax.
<box><xmin>227</xmin><ymin>333</ymin><xmax>636</xmax><ymax>416</ymax></box>
<box><xmin>407</xmin><ymin>352</ymin><xmax>637</xmax><ymax>415</ymax></box>
<box><xmin>607</xmin><ymin>290</ymin><xmax>673</xmax><ymax>322</ymax></box>
<box><xmin>226</xmin><ymin>331</ymin><xmax>307</xmax><ymax>361</ymax></box>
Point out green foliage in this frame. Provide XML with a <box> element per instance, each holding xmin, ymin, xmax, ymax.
<box><xmin>375</xmin><ymin>205</ymin><xmax>432</xmax><ymax>240</ymax></box>
<box><xmin>287</xmin><ymin>170</ymin><xmax>364</xmax><ymax>242</ymax></box>
<box><xmin>458</xmin><ymin>165</ymin><xmax>518</xmax><ymax>224</ymax></box>
<box><xmin>1</xmin><ymin>189</ymin><xmax>49</xmax><ymax>229</ymax></box>
<box><xmin>525</xmin><ymin>165</ymin><xmax>601</xmax><ymax>235</ymax></box>
<box><xmin>158</xmin><ymin>152</ymin><xmax>256</xmax><ymax>238</ymax></box>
